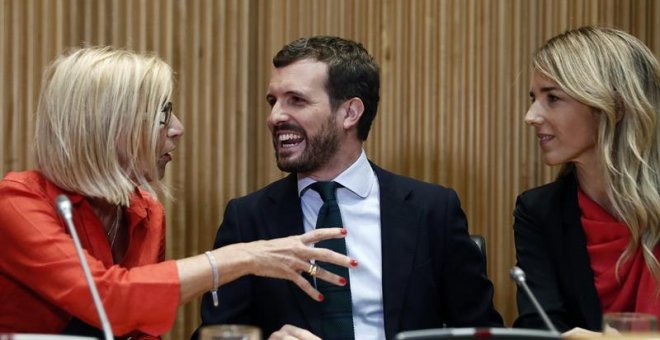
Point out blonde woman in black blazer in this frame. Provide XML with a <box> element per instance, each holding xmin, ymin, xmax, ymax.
<box><xmin>513</xmin><ymin>26</ymin><xmax>660</xmax><ymax>338</ymax></box>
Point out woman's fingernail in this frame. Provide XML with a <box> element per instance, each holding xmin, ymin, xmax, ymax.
<box><xmin>350</xmin><ymin>259</ymin><xmax>358</xmax><ymax>267</ymax></box>
<box><xmin>339</xmin><ymin>277</ymin><xmax>347</xmax><ymax>285</ymax></box>
<box><xmin>341</xmin><ymin>228</ymin><xmax>347</xmax><ymax>235</ymax></box>
<box><xmin>318</xmin><ymin>293</ymin><xmax>325</xmax><ymax>301</ymax></box>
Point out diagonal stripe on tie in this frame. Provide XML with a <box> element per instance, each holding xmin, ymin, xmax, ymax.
<box><xmin>310</xmin><ymin>181</ymin><xmax>355</xmax><ymax>340</ymax></box>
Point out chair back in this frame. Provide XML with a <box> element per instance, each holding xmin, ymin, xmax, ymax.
<box><xmin>470</xmin><ymin>234</ymin><xmax>487</xmax><ymax>275</ymax></box>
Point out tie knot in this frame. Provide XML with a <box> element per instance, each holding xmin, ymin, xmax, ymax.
<box><xmin>310</xmin><ymin>181</ymin><xmax>341</xmax><ymax>202</ymax></box>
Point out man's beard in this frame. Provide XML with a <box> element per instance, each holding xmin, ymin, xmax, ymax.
<box><xmin>273</xmin><ymin>114</ymin><xmax>341</xmax><ymax>174</ymax></box>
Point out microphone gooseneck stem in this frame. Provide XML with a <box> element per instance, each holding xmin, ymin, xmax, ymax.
<box><xmin>510</xmin><ymin>266</ymin><xmax>560</xmax><ymax>336</ymax></box>
<box><xmin>57</xmin><ymin>195</ymin><xmax>114</xmax><ymax>340</ymax></box>
<box><xmin>518</xmin><ymin>279</ymin><xmax>560</xmax><ymax>335</ymax></box>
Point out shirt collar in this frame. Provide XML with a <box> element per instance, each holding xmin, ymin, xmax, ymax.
<box><xmin>297</xmin><ymin>149</ymin><xmax>374</xmax><ymax>198</ymax></box>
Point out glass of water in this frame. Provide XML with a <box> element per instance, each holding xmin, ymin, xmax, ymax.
<box><xmin>199</xmin><ymin>324</ymin><xmax>261</xmax><ymax>340</ymax></box>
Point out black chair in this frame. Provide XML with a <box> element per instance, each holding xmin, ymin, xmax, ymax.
<box><xmin>470</xmin><ymin>234</ymin><xmax>487</xmax><ymax>275</ymax></box>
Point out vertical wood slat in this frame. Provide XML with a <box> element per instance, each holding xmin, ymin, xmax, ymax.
<box><xmin>0</xmin><ymin>0</ymin><xmax>658</xmax><ymax>337</ymax></box>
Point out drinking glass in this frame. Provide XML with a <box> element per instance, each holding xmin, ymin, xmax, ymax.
<box><xmin>603</xmin><ymin>312</ymin><xmax>657</xmax><ymax>336</ymax></box>
<box><xmin>198</xmin><ymin>324</ymin><xmax>261</xmax><ymax>340</ymax></box>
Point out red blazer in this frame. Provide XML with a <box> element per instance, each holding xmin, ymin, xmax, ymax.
<box><xmin>0</xmin><ymin>171</ymin><xmax>180</xmax><ymax>337</ymax></box>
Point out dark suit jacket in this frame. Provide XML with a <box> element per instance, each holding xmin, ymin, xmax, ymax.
<box><xmin>195</xmin><ymin>164</ymin><xmax>502</xmax><ymax>339</ymax></box>
<box><xmin>512</xmin><ymin>169</ymin><xmax>602</xmax><ymax>332</ymax></box>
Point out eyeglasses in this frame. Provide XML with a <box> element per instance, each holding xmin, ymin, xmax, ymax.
<box><xmin>160</xmin><ymin>102</ymin><xmax>173</xmax><ymax>126</ymax></box>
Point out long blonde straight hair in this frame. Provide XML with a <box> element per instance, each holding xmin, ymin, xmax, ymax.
<box><xmin>534</xmin><ymin>26</ymin><xmax>660</xmax><ymax>282</ymax></box>
<box><xmin>35</xmin><ymin>47</ymin><xmax>173</xmax><ymax>206</ymax></box>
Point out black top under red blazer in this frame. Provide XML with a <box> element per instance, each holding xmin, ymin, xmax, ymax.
<box><xmin>194</xmin><ymin>163</ymin><xmax>502</xmax><ymax>339</ymax></box>
<box><xmin>512</xmin><ymin>169</ymin><xmax>603</xmax><ymax>332</ymax></box>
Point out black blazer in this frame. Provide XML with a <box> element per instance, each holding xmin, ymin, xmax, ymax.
<box><xmin>512</xmin><ymin>170</ymin><xmax>602</xmax><ymax>332</ymax></box>
<box><xmin>194</xmin><ymin>164</ymin><xmax>502</xmax><ymax>339</ymax></box>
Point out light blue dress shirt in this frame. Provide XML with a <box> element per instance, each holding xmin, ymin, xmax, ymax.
<box><xmin>298</xmin><ymin>150</ymin><xmax>385</xmax><ymax>339</ymax></box>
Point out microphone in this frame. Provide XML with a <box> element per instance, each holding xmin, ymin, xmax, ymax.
<box><xmin>56</xmin><ymin>194</ymin><xmax>114</xmax><ymax>340</ymax></box>
<box><xmin>510</xmin><ymin>266</ymin><xmax>560</xmax><ymax>335</ymax></box>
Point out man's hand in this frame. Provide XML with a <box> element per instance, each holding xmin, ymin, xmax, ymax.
<box><xmin>269</xmin><ymin>324</ymin><xmax>321</xmax><ymax>340</ymax></box>
<box><xmin>562</xmin><ymin>327</ymin><xmax>602</xmax><ymax>338</ymax></box>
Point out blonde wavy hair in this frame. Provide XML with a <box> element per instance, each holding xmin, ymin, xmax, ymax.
<box><xmin>35</xmin><ymin>46</ymin><xmax>173</xmax><ymax>206</ymax></box>
<box><xmin>533</xmin><ymin>26</ymin><xmax>660</xmax><ymax>281</ymax></box>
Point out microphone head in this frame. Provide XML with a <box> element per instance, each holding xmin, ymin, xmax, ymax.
<box><xmin>55</xmin><ymin>194</ymin><xmax>73</xmax><ymax>219</ymax></box>
<box><xmin>510</xmin><ymin>266</ymin><xmax>526</xmax><ymax>284</ymax></box>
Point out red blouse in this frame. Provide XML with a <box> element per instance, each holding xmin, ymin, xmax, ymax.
<box><xmin>578</xmin><ymin>189</ymin><xmax>660</xmax><ymax>320</ymax></box>
<box><xmin>0</xmin><ymin>171</ymin><xmax>180</xmax><ymax>338</ymax></box>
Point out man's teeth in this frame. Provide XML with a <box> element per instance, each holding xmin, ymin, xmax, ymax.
<box><xmin>279</xmin><ymin>133</ymin><xmax>302</xmax><ymax>142</ymax></box>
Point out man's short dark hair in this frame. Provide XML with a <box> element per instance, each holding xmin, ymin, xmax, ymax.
<box><xmin>273</xmin><ymin>36</ymin><xmax>380</xmax><ymax>141</ymax></box>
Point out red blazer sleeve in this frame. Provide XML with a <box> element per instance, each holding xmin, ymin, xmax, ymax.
<box><xmin>0</xmin><ymin>176</ymin><xmax>180</xmax><ymax>336</ymax></box>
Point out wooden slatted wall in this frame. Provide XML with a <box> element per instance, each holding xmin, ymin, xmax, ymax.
<box><xmin>1</xmin><ymin>0</ymin><xmax>658</xmax><ymax>338</ymax></box>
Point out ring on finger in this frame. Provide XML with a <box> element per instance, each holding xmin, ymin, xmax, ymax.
<box><xmin>307</xmin><ymin>263</ymin><xmax>319</xmax><ymax>277</ymax></box>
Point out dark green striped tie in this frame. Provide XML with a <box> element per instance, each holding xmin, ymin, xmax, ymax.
<box><xmin>310</xmin><ymin>181</ymin><xmax>355</xmax><ymax>340</ymax></box>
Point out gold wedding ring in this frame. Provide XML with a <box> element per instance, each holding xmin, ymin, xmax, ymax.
<box><xmin>307</xmin><ymin>263</ymin><xmax>319</xmax><ymax>277</ymax></box>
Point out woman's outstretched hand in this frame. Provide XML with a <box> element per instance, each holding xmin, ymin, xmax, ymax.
<box><xmin>236</xmin><ymin>227</ymin><xmax>357</xmax><ymax>301</ymax></box>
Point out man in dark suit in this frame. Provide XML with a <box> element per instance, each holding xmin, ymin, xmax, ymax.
<box><xmin>195</xmin><ymin>36</ymin><xmax>502</xmax><ymax>340</ymax></box>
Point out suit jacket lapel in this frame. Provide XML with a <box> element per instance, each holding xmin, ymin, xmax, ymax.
<box><xmin>560</xmin><ymin>174</ymin><xmax>603</xmax><ymax>330</ymax></box>
<box><xmin>264</xmin><ymin>173</ymin><xmax>323</xmax><ymax>334</ymax></box>
<box><xmin>373</xmin><ymin>165</ymin><xmax>421</xmax><ymax>339</ymax></box>
<box><xmin>264</xmin><ymin>174</ymin><xmax>304</xmax><ymax>239</ymax></box>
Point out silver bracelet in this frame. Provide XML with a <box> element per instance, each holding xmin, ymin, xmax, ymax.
<box><xmin>204</xmin><ymin>251</ymin><xmax>220</xmax><ymax>307</ymax></box>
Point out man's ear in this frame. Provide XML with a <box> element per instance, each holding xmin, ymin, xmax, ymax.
<box><xmin>341</xmin><ymin>98</ymin><xmax>364</xmax><ymax>130</ymax></box>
